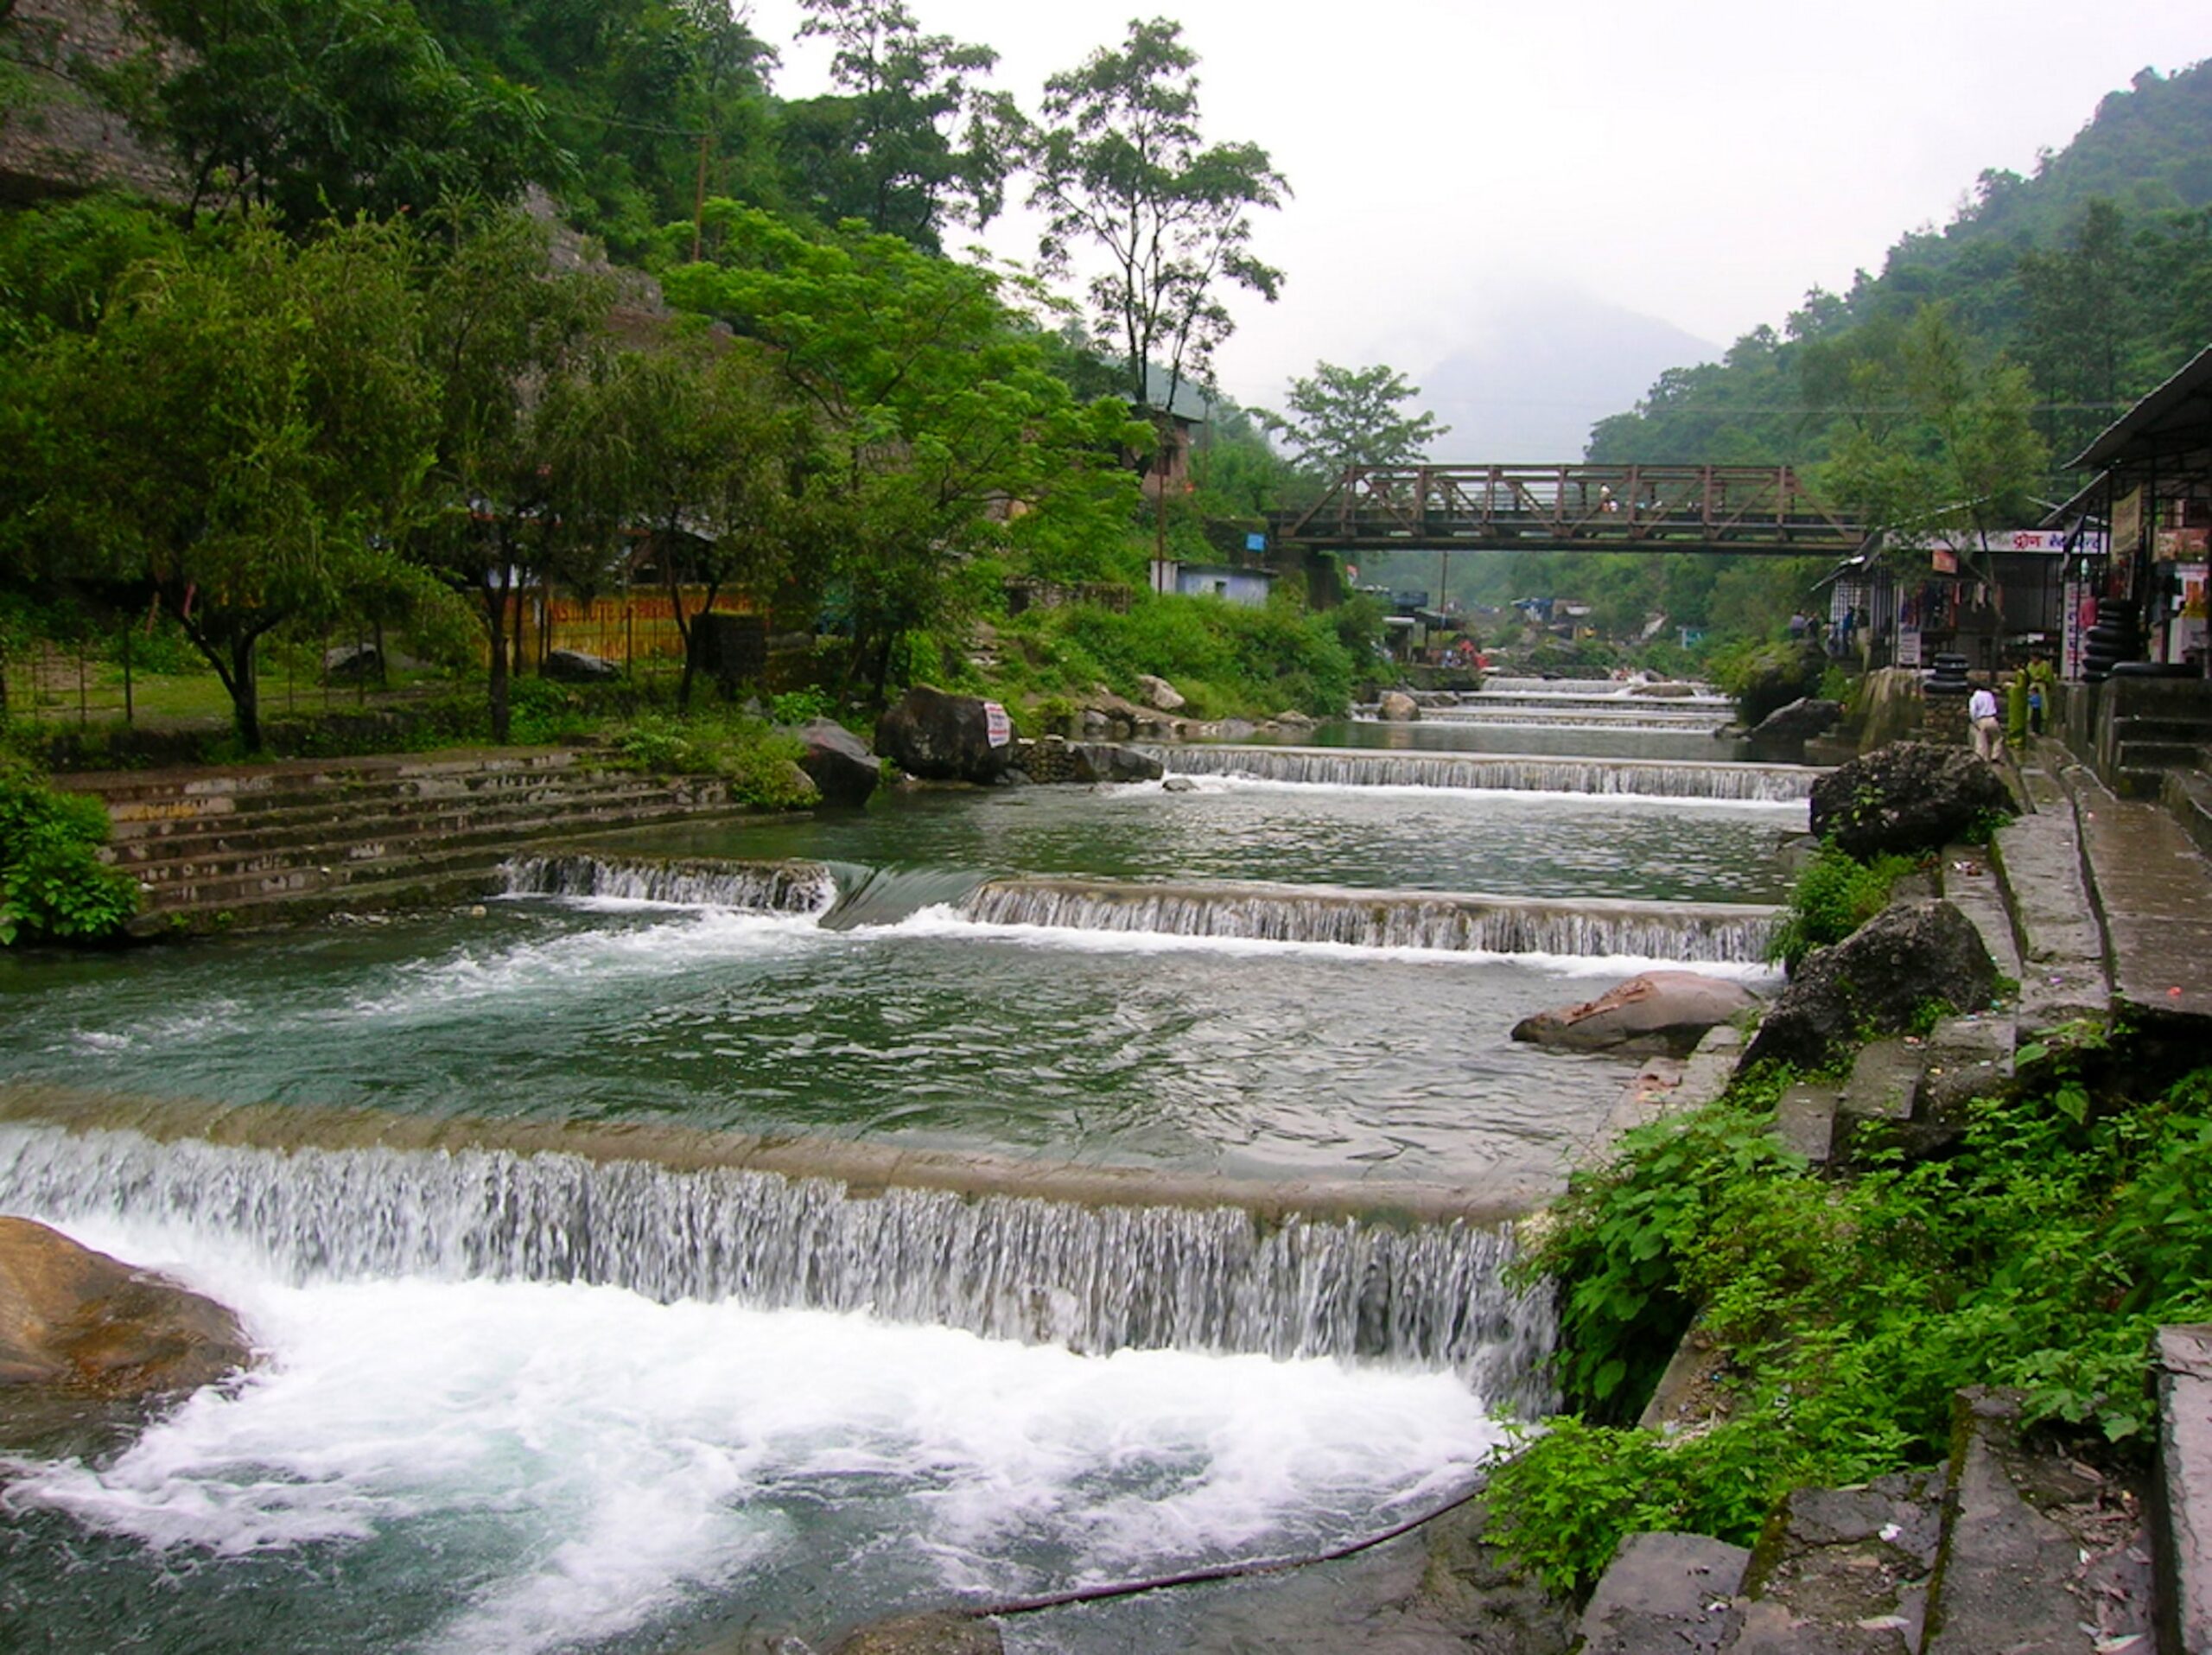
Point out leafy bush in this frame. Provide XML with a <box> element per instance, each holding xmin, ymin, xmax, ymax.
<box><xmin>0</xmin><ymin>757</ymin><xmax>140</xmax><ymax>945</ymax></box>
<box><xmin>1009</xmin><ymin>593</ymin><xmax>1360</xmax><ymax>719</ymax></box>
<box><xmin>615</xmin><ymin>714</ymin><xmax>819</xmax><ymax>810</ymax></box>
<box><xmin>1766</xmin><ymin>846</ymin><xmax>1923</xmax><ymax>971</ymax></box>
<box><xmin>1492</xmin><ymin>1048</ymin><xmax>2212</xmax><ymax>1599</ymax></box>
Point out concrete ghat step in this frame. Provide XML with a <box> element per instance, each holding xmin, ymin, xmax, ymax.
<box><xmin>1719</xmin><ymin>1472</ymin><xmax>1946</xmax><ymax>1653</ymax></box>
<box><xmin>1574</xmin><ymin>1531</ymin><xmax>1749</xmax><ymax>1654</ymax></box>
<box><xmin>67</xmin><ymin>748</ymin><xmax>588</xmax><ymax>814</ymax></box>
<box><xmin>97</xmin><ymin>762</ymin><xmax>634</xmax><ymax>839</ymax></box>
<box><xmin>2066</xmin><ymin>768</ymin><xmax>2212</xmax><ymax>1028</ymax></box>
<box><xmin>1923</xmin><ymin>1389</ymin><xmax>2151</xmax><ymax>1655</ymax></box>
<box><xmin>2154</xmin><ymin>1325</ymin><xmax>2212</xmax><ymax>1655</ymax></box>
<box><xmin>2164</xmin><ymin>768</ymin><xmax>2212</xmax><ymax>860</ymax></box>
<box><xmin>1991</xmin><ymin>779</ymin><xmax>2110</xmax><ymax>1035</ymax></box>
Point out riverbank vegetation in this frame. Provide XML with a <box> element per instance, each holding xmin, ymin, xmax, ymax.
<box><xmin>1491</xmin><ymin>1036</ymin><xmax>2212</xmax><ymax>1598</ymax></box>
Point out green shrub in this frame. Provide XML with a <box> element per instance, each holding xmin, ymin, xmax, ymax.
<box><xmin>1766</xmin><ymin>847</ymin><xmax>1922</xmax><ymax>971</ymax></box>
<box><xmin>1491</xmin><ymin>1052</ymin><xmax>2212</xmax><ymax>1599</ymax></box>
<box><xmin>0</xmin><ymin>757</ymin><xmax>140</xmax><ymax>945</ymax></box>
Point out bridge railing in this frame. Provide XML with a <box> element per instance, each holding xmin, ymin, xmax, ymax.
<box><xmin>1274</xmin><ymin>463</ymin><xmax>1865</xmax><ymax>554</ymax></box>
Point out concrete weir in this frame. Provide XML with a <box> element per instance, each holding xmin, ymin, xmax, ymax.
<box><xmin>1135</xmin><ymin>742</ymin><xmax>1822</xmax><ymax>800</ymax></box>
<box><xmin>0</xmin><ymin>1085</ymin><xmax>1560</xmax><ymax>1412</ymax></box>
<box><xmin>964</xmin><ymin>875</ymin><xmax>1783</xmax><ymax>964</ymax></box>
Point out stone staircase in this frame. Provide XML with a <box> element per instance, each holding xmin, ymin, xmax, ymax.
<box><xmin>1579</xmin><ymin>1389</ymin><xmax>2157</xmax><ymax>1654</ymax></box>
<box><xmin>1577</xmin><ymin>734</ymin><xmax>2212</xmax><ymax>1652</ymax></box>
<box><xmin>60</xmin><ymin>749</ymin><xmax>762</xmax><ymax>932</ymax></box>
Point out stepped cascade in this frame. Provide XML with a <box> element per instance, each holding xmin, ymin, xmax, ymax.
<box><xmin>1137</xmin><ymin>742</ymin><xmax>1820</xmax><ymax>800</ymax></box>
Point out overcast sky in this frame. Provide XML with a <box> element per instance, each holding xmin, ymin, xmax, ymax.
<box><xmin>746</xmin><ymin>0</ymin><xmax>2208</xmax><ymax>439</ymax></box>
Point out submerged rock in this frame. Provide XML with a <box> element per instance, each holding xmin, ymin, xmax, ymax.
<box><xmin>0</xmin><ymin>1216</ymin><xmax>253</xmax><ymax>1448</ymax></box>
<box><xmin>1512</xmin><ymin>971</ymin><xmax>1758</xmax><ymax>1058</ymax></box>
<box><xmin>1808</xmin><ymin>741</ymin><xmax>2012</xmax><ymax>859</ymax></box>
<box><xmin>1741</xmin><ymin>899</ymin><xmax>1998</xmax><ymax>1073</ymax></box>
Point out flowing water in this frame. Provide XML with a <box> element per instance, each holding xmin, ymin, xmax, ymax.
<box><xmin>0</xmin><ymin>705</ymin><xmax>1802</xmax><ymax>1651</ymax></box>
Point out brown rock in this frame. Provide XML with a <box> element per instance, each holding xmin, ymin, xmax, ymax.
<box><xmin>1511</xmin><ymin>971</ymin><xmax>1758</xmax><ymax>1058</ymax></box>
<box><xmin>0</xmin><ymin>1217</ymin><xmax>252</xmax><ymax>1404</ymax></box>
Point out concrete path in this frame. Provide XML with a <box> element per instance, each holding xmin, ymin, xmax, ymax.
<box><xmin>2061</xmin><ymin>760</ymin><xmax>2212</xmax><ymax>1028</ymax></box>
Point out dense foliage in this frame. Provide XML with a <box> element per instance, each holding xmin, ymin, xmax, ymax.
<box><xmin>1493</xmin><ymin>1044</ymin><xmax>2212</xmax><ymax>1597</ymax></box>
<box><xmin>0</xmin><ymin>754</ymin><xmax>139</xmax><ymax>945</ymax></box>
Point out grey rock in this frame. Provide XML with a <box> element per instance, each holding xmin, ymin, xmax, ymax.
<box><xmin>1577</xmin><ymin>1531</ymin><xmax>1749</xmax><ymax>1654</ymax></box>
<box><xmin>1162</xmin><ymin>775</ymin><xmax>1199</xmax><ymax>792</ymax></box>
<box><xmin>323</xmin><ymin>643</ymin><xmax>383</xmax><ymax>684</ymax></box>
<box><xmin>1808</xmin><ymin>741</ymin><xmax>2013</xmax><ymax>859</ymax></box>
<box><xmin>1741</xmin><ymin>900</ymin><xmax>1997</xmax><ymax>1073</ymax></box>
<box><xmin>793</xmin><ymin>718</ymin><xmax>878</xmax><ymax>809</ymax></box>
<box><xmin>1630</xmin><ymin>680</ymin><xmax>1697</xmax><ymax>698</ymax></box>
<box><xmin>1135</xmin><ymin>673</ymin><xmax>1186</xmax><ymax>713</ymax></box>
<box><xmin>1751</xmin><ymin>697</ymin><xmax>1843</xmax><ymax>743</ymax></box>
<box><xmin>1378</xmin><ymin>691</ymin><xmax>1421</xmax><ymax>722</ymax></box>
<box><xmin>1511</xmin><ymin>971</ymin><xmax>1758</xmax><ymax>1058</ymax></box>
<box><xmin>543</xmin><ymin>648</ymin><xmax>620</xmax><ymax>683</ymax></box>
<box><xmin>874</xmin><ymin>687</ymin><xmax>1014</xmax><ymax>784</ymax></box>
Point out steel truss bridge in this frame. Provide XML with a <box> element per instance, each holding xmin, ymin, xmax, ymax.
<box><xmin>1272</xmin><ymin>464</ymin><xmax>1867</xmax><ymax>557</ymax></box>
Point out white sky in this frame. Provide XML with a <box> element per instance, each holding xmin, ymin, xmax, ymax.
<box><xmin>745</xmin><ymin>0</ymin><xmax>2209</xmax><ymax>423</ymax></box>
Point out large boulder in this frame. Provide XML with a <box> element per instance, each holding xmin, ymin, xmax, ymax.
<box><xmin>1739</xmin><ymin>900</ymin><xmax>1997</xmax><ymax>1073</ymax></box>
<box><xmin>1512</xmin><ymin>971</ymin><xmax>1759</xmax><ymax>1059</ymax></box>
<box><xmin>874</xmin><ymin>687</ymin><xmax>1015</xmax><ymax>783</ymax></box>
<box><xmin>0</xmin><ymin>1218</ymin><xmax>252</xmax><ymax>1444</ymax></box>
<box><xmin>1378</xmin><ymin>691</ymin><xmax>1420</xmax><ymax>722</ymax></box>
<box><xmin>793</xmin><ymin>718</ymin><xmax>879</xmax><ymax>809</ymax></box>
<box><xmin>1731</xmin><ymin>643</ymin><xmax>1827</xmax><ymax>726</ymax></box>
<box><xmin>1135</xmin><ymin>674</ymin><xmax>1187</xmax><ymax>713</ymax></box>
<box><xmin>1750</xmin><ymin>697</ymin><xmax>1842</xmax><ymax>745</ymax></box>
<box><xmin>1808</xmin><ymin>741</ymin><xmax>2014</xmax><ymax>859</ymax></box>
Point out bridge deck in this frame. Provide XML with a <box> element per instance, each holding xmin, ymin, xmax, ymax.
<box><xmin>1273</xmin><ymin>463</ymin><xmax>1866</xmax><ymax>557</ymax></box>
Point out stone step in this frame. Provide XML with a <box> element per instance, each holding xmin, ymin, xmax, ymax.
<box><xmin>66</xmin><ymin>748</ymin><xmax>589</xmax><ymax>815</ymax></box>
<box><xmin>103</xmin><ymin>774</ymin><xmax>688</xmax><ymax>867</ymax></box>
<box><xmin>1922</xmin><ymin>1389</ymin><xmax>2151</xmax><ymax>1655</ymax></box>
<box><xmin>1718</xmin><ymin>1472</ymin><xmax>1946</xmax><ymax>1653</ymax></box>
<box><xmin>124</xmin><ymin>793</ymin><xmax>753</xmax><ymax>920</ymax></box>
<box><xmin>1574</xmin><ymin>1531</ymin><xmax>1750</xmax><ymax>1654</ymax></box>
<box><xmin>2153</xmin><ymin>1325</ymin><xmax>2212</xmax><ymax>1655</ymax></box>
<box><xmin>1990</xmin><ymin>779</ymin><xmax>2110</xmax><ymax>1035</ymax></box>
<box><xmin>92</xmin><ymin>757</ymin><xmax>614</xmax><ymax>833</ymax></box>
<box><xmin>2167</xmin><ymin>767</ymin><xmax>2212</xmax><ymax>860</ymax></box>
<box><xmin>2065</xmin><ymin>768</ymin><xmax>2212</xmax><ymax>1029</ymax></box>
<box><xmin>1772</xmin><ymin>1081</ymin><xmax>1842</xmax><ymax>1165</ymax></box>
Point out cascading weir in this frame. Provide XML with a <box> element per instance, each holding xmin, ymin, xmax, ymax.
<box><xmin>963</xmin><ymin>876</ymin><xmax>1781</xmax><ymax>964</ymax></box>
<box><xmin>1133</xmin><ymin>743</ymin><xmax>1820</xmax><ymax>799</ymax></box>
<box><xmin>501</xmin><ymin>853</ymin><xmax>838</xmax><ymax>913</ymax></box>
<box><xmin>0</xmin><ymin>1117</ymin><xmax>1558</xmax><ymax>1415</ymax></box>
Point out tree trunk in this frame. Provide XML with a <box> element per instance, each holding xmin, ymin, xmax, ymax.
<box><xmin>228</xmin><ymin>634</ymin><xmax>263</xmax><ymax>752</ymax></box>
<box><xmin>484</xmin><ymin>576</ymin><xmax>512</xmax><ymax>745</ymax></box>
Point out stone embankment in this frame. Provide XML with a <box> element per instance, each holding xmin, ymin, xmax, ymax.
<box><xmin>60</xmin><ymin>748</ymin><xmax>763</xmax><ymax>933</ymax></box>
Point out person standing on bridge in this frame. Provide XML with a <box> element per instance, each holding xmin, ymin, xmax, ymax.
<box><xmin>1968</xmin><ymin>680</ymin><xmax>2004</xmax><ymax>763</ymax></box>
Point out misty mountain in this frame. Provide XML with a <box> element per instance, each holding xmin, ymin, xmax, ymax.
<box><xmin>1415</xmin><ymin>290</ymin><xmax>1717</xmax><ymax>461</ymax></box>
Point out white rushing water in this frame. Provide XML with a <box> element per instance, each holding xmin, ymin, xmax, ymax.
<box><xmin>0</xmin><ymin>1208</ymin><xmax>1513</xmax><ymax>1655</ymax></box>
<box><xmin>1135</xmin><ymin>745</ymin><xmax>1820</xmax><ymax>799</ymax></box>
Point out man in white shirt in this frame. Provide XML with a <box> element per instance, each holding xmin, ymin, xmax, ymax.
<box><xmin>1967</xmin><ymin>682</ymin><xmax>2003</xmax><ymax>762</ymax></box>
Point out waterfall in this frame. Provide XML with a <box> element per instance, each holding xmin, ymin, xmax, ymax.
<box><xmin>0</xmin><ymin>1122</ymin><xmax>1558</xmax><ymax>1414</ymax></box>
<box><xmin>962</xmin><ymin>878</ymin><xmax>1778</xmax><ymax>964</ymax></box>
<box><xmin>501</xmin><ymin>854</ymin><xmax>838</xmax><ymax>914</ymax></box>
<box><xmin>1137</xmin><ymin>744</ymin><xmax>1818</xmax><ymax>800</ymax></box>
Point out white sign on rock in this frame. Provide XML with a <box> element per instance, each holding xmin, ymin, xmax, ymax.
<box><xmin>983</xmin><ymin>701</ymin><xmax>1011</xmax><ymax>748</ymax></box>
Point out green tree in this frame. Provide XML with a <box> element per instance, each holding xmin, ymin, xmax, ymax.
<box><xmin>2017</xmin><ymin>199</ymin><xmax>2140</xmax><ymax>462</ymax></box>
<box><xmin>1268</xmin><ymin>360</ymin><xmax>1448</xmax><ymax>475</ymax></box>
<box><xmin>1820</xmin><ymin>306</ymin><xmax>2047</xmax><ymax>581</ymax></box>
<box><xmin>410</xmin><ymin>204</ymin><xmax>613</xmax><ymax>743</ymax></box>
<box><xmin>125</xmin><ymin>0</ymin><xmax>560</xmax><ymax>226</ymax></box>
<box><xmin>779</xmin><ymin>0</ymin><xmax>1014</xmax><ymax>252</ymax></box>
<box><xmin>666</xmin><ymin>203</ymin><xmax>1143</xmax><ymax>703</ymax></box>
<box><xmin>27</xmin><ymin>216</ymin><xmax>436</xmax><ymax>748</ymax></box>
<box><xmin>549</xmin><ymin>338</ymin><xmax>818</xmax><ymax>708</ymax></box>
<box><xmin>1025</xmin><ymin>18</ymin><xmax>1287</xmax><ymax>424</ymax></box>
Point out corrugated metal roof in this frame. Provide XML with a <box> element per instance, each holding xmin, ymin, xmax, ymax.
<box><xmin>2069</xmin><ymin>343</ymin><xmax>2212</xmax><ymax>469</ymax></box>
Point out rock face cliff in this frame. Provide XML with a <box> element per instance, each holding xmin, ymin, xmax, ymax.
<box><xmin>1</xmin><ymin>1</ymin><xmax>183</xmax><ymax>203</ymax></box>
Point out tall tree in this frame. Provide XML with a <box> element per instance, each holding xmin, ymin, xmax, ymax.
<box><xmin>410</xmin><ymin>204</ymin><xmax>612</xmax><ymax>742</ymax></box>
<box><xmin>666</xmin><ymin>203</ymin><xmax>1141</xmax><ymax>703</ymax></box>
<box><xmin>1025</xmin><ymin>17</ymin><xmax>1287</xmax><ymax>425</ymax></box>
<box><xmin>28</xmin><ymin>216</ymin><xmax>436</xmax><ymax>748</ymax></box>
<box><xmin>780</xmin><ymin>0</ymin><xmax>1014</xmax><ymax>251</ymax></box>
<box><xmin>125</xmin><ymin>0</ymin><xmax>560</xmax><ymax>226</ymax></box>
<box><xmin>548</xmin><ymin>339</ymin><xmax>817</xmax><ymax>708</ymax></box>
<box><xmin>1268</xmin><ymin>361</ymin><xmax>1448</xmax><ymax>475</ymax></box>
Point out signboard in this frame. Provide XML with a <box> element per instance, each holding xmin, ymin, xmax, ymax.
<box><xmin>2113</xmin><ymin>488</ymin><xmax>2143</xmax><ymax>554</ymax></box>
<box><xmin>1921</xmin><ymin>530</ymin><xmax>2102</xmax><ymax>558</ymax></box>
<box><xmin>1897</xmin><ymin>629</ymin><xmax>1923</xmax><ymax>668</ymax></box>
<box><xmin>1931</xmin><ymin>547</ymin><xmax>1959</xmax><ymax>575</ymax></box>
<box><xmin>982</xmin><ymin>701</ymin><xmax>1012</xmax><ymax>748</ymax></box>
<box><xmin>2063</xmin><ymin>581</ymin><xmax>2095</xmax><ymax>681</ymax></box>
<box><xmin>1244</xmin><ymin>532</ymin><xmax>1268</xmax><ymax>553</ymax></box>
